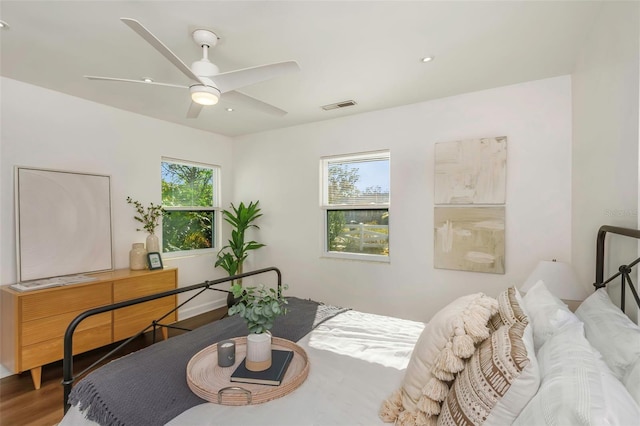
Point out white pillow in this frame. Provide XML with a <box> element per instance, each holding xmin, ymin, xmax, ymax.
<box><xmin>575</xmin><ymin>288</ymin><xmax>640</xmax><ymax>382</ymax></box>
<box><xmin>521</xmin><ymin>280</ymin><xmax>581</xmax><ymax>351</ymax></box>
<box><xmin>513</xmin><ymin>321</ymin><xmax>640</xmax><ymax>426</ymax></box>
<box><xmin>623</xmin><ymin>359</ymin><xmax>640</xmax><ymax>406</ymax></box>
<box><xmin>380</xmin><ymin>293</ymin><xmax>498</xmax><ymax>425</ymax></box>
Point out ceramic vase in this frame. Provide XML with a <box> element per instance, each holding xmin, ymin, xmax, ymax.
<box><xmin>245</xmin><ymin>332</ymin><xmax>272</xmax><ymax>371</ymax></box>
<box><xmin>146</xmin><ymin>233</ymin><xmax>160</xmax><ymax>253</ymax></box>
<box><xmin>129</xmin><ymin>243</ymin><xmax>147</xmax><ymax>270</ymax></box>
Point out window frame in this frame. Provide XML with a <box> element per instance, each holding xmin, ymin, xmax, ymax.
<box><xmin>160</xmin><ymin>157</ymin><xmax>220</xmax><ymax>258</ymax></box>
<box><xmin>320</xmin><ymin>150</ymin><xmax>390</xmax><ymax>262</ymax></box>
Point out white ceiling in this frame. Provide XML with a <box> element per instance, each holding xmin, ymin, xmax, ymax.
<box><xmin>0</xmin><ymin>1</ymin><xmax>603</xmax><ymax>137</ymax></box>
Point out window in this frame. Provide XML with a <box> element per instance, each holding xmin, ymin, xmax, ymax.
<box><xmin>321</xmin><ymin>151</ymin><xmax>390</xmax><ymax>260</ymax></box>
<box><xmin>161</xmin><ymin>158</ymin><xmax>219</xmax><ymax>254</ymax></box>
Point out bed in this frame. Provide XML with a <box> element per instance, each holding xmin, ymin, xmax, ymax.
<box><xmin>60</xmin><ymin>225</ymin><xmax>640</xmax><ymax>425</ymax></box>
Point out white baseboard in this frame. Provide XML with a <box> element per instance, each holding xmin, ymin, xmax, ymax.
<box><xmin>0</xmin><ymin>365</ymin><xmax>12</xmax><ymax>379</ymax></box>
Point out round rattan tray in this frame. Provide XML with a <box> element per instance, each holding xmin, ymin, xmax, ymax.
<box><xmin>186</xmin><ymin>336</ymin><xmax>309</xmax><ymax>406</ymax></box>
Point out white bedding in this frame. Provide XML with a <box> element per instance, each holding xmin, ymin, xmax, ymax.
<box><xmin>60</xmin><ymin>309</ymin><xmax>425</xmax><ymax>426</ymax></box>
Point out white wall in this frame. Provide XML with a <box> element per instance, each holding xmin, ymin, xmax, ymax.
<box><xmin>0</xmin><ymin>78</ymin><xmax>235</xmax><ymax>377</ymax></box>
<box><xmin>234</xmin><ymin>76</ymin><xmax>573</xmax><ymax>322</ymax></box>
<box><xmin>571</xmin><ymin>1</ymin><xmax>639</xmax><ymax>319</ymax></box>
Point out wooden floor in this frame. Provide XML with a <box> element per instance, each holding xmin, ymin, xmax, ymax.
<box><xmin>0</xmin><ymin>307</ymin><xmax>227</xmax><ymax>426</ymax></box>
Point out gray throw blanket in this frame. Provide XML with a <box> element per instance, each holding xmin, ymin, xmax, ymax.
<box><xmin>68</xmin><ymin>297</ymin><xmax>348</xmax><ymax>426</ymax></box>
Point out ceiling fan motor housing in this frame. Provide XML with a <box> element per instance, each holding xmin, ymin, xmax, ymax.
<box><xmin>191</xmin><ymin>59</ymin><xmax>219</xmax><ymax>77</ymax></box>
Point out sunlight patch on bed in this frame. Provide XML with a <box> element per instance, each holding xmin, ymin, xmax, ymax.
<box><xmin>307</xmin><ymin>310</ymin><xmax>424</xmax><ymax>370</ymax></box>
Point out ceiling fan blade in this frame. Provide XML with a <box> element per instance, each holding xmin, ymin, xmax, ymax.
<box><xmin>84</xmin><ymin>75</ymin><xmax>188</xmax><ymax>89</ymax></box>
<box><xmin>224</xmin><ymin>91</ymin><xmax>288</xmax><ymax>116</ymax></box>
<box><xmin>120</xmin><ymin>18</ymin><xmax>205</xmax><ymax>85</ymax></box>
<box><xmin>213</xmin><ymin>61</ymin><xmax>300</xmax><ymax>94</ymax></box>
<box><xmin>186</xmin><ymin>102</ymin><xmax>203</xmax><ymax>119</ymax></box>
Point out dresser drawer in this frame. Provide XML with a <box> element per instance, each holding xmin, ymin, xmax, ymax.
<box><xmin>113</xmin><ymin>298</ymin><xmax>177</xmax><ymax>341</ymax></box>
<box><xmin>113</xmin><ymin>270</ymin><xmax>175</xmax><ymax>301</ymax></box>
<box><xmin>21</xmin><ymin>282</ymin><xmax>112</xmax><ymax>321</ymax></box>
<box><xmin>22</xmin><ymin>311</ymin><xmax>111</xmax><ymax>346</ymax></box>
<box><xmin>20</xmin><ymin>323</ymin><xmax>112</xmax><ymax>371</ymax></box>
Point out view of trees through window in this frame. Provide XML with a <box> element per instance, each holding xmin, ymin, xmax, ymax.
<box><xmin>161</xmin><ymin>160</ymin><xmax>217</xmax><ymax>253</ymax></box>
<box><xmin>325</xmin><ymin>156</ymin><xmax>389</xmax><ymax>256</ymax></box>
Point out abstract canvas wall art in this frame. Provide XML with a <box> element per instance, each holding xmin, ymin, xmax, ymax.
<box><xmin>434</xmin><ymin>136</ymin><xmax>507</xmax><ymax>204</ymax></box>
<box><xmin>434</xmin><ymin>206</ymin><xmax>505</xmax><ymax>274</ymax></box>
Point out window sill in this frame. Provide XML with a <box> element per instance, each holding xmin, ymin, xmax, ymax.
<box><xmin>321</xmin><ymin>252</ymin><xmax>390</xmax><ymax>263</ymax></box>
<box><xmin>162</xmin><ymin>248</ymin><xmax>216</xmax><ymax>260</ymax></box>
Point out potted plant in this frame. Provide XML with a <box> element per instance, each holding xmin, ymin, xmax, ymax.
<box><xmin>215</xmin><ymin>201</ymin><xmax>265</xmax><ymax>279</ymax></box>
<box><xmin>215</xmin><ymin>201</ymin><xmax>265</xmax><ymax>306</ymax></box>
<box><xmin>228</xmin><ymin>283</ymin><xmax>288</xmax><ymax>371</ymax></box>
<box><xmin>126</xmin><ymin>197</ymin><xmax>164</xmax><ymax>268</ymax></box>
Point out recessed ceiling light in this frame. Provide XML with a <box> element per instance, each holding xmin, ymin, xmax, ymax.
<box><xmin>0</xmin><ymin>20</ymin><xmax>9</xmax><ymax>29</ymax></box>
<box><xmin>421</xmin><ymin>56</ymin><xmax>434</xmax><ymax>63</ymax></box>
<box><xmin>226</xmin><ymin>108</ymin><xmax>234</xmax><ymax>112</ymax></box>
<box><xmin>142</xmin><ymin>77</ymin><xmax>154</xmax><ymax>83</ymax></box>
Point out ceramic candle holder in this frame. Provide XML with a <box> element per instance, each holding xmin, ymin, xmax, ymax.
<box><xmin>217</xmin><ymin>340</ymin><xmax>236</xmax><ymax>367</ymax></box>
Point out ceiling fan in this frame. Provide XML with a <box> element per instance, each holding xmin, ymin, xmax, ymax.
<box><xmin>85</xmin><ymin>18</ymin><xmax>300</xmax><ymax>118</ymax></box>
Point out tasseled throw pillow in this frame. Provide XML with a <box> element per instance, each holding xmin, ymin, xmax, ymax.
<box><xmin>487</xmin><ymin>286</ymin><xmax>528</xmax><ymax>332</ymax></box>
<box><xmin>380</xmin><ymin>293</ymin><xmax>498</xmax><ymax>425</ymax></box>
<box><xmin>437</xmin><ymin>320</ymin><xmax>539</xmax><ymax>426</ymax></box>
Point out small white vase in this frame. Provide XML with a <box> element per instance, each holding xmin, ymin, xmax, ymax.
<box><xmin>129</xmin><ymin>243</ymin><xmax>147</xmax><ymax>270</ymax></box>
<box><xmin>246</xmin><ymin>332</ymin><xmax>272</xmax><ymax>371</ymax></box>
<box><xmin>146</xmin><ymin>233</ymin><xmax>160</xmax><ymax>253</ymax></box>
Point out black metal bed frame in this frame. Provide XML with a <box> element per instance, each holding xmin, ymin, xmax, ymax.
<box><xmin>594</xmin><ymin>225</ymin><xmax>640</xmax><ymax>313</ymax></box>
<box><xmin>62</xmin><ymin>266</ymin><xmax>282</xmax><ymax>413</ymax></box>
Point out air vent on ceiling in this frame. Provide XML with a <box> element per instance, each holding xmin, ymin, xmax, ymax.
<box><xmin>322</xmin><ymin>100</ymin><xmax>357</xmax><ymax>111</ymax></box>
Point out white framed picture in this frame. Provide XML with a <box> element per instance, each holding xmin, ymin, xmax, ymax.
<box><xmin>434</xmin><ymin>206</ymin><xmax>505</xmax><ymax>274</ymax></box>
<box><xmin>434</xmin><ymin>136</ymin><xmax>507</xmax><ymax>204</ymax></box>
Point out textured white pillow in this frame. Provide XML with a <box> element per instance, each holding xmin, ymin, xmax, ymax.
<box><xmin>575</xmin><ymin>288</ymin><xmax>640</xmax><ymax>382</ymax></box>
<box><xmin>623</xmin><ymin>359</ymin><xmax>640</xmax><ymax>406</ymax></box>
<box><xmin>521</xmin><ymin>280</ymin><xmax>580</xmax><ymax>351</ymax></box>
<box><xmin>512</xmin><ymin>322</ymin><xmax>640</xmax><ymax>426</ymax></box>
<box><xmin>380</xmin><ymin>293</ymin><xmax>498</xmax><ymax>425</ymax></box>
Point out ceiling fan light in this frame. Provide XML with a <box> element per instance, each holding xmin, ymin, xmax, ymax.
<box><xmin>190</xmin><ymin>85</ymin><xmax>220</xmax><ymax>106</ymax></box>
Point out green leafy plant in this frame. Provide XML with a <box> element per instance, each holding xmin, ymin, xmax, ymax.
<box><xmin>126</xmin><ymin>197</ymin><xmax>164</xmax><ymax>234</ymax></box>
<box><xmin>215</xmin><ymin>201</ymin><xmax>265</xmax><ymax>284</ymax></box>
<box><xmin>228</xmin><ymin>283</ymin><xmax>288</xmax><ymax>334</ymax></box>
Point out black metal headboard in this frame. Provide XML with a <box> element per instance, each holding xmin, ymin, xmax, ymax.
<box><xmin>594</xmin><ymin>225</ymin><xmax>640</xmax><ymax>313</ymax></box>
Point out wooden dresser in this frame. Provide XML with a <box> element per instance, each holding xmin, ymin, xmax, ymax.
<box><xmin>1</xmin><ymin>267</ymin><xmax>177</xmax><ymax>389</ymax></box>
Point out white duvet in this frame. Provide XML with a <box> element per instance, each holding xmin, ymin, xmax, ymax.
<box><xmin>60</xmin><ymin>310</ymin><xmax>425</xmax><ymax>426</ymax></box>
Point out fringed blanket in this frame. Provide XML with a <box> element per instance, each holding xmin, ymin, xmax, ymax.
<box><xmin>68</xmin><ymin>297</ymin><xmax>349</xmax><ymax>426</ymax></box>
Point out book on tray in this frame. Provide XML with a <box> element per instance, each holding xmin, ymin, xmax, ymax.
<box><xmin>230</xmin><ymin>349</ymin><xmax>294</xmax><ymax>386</ymax></box>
